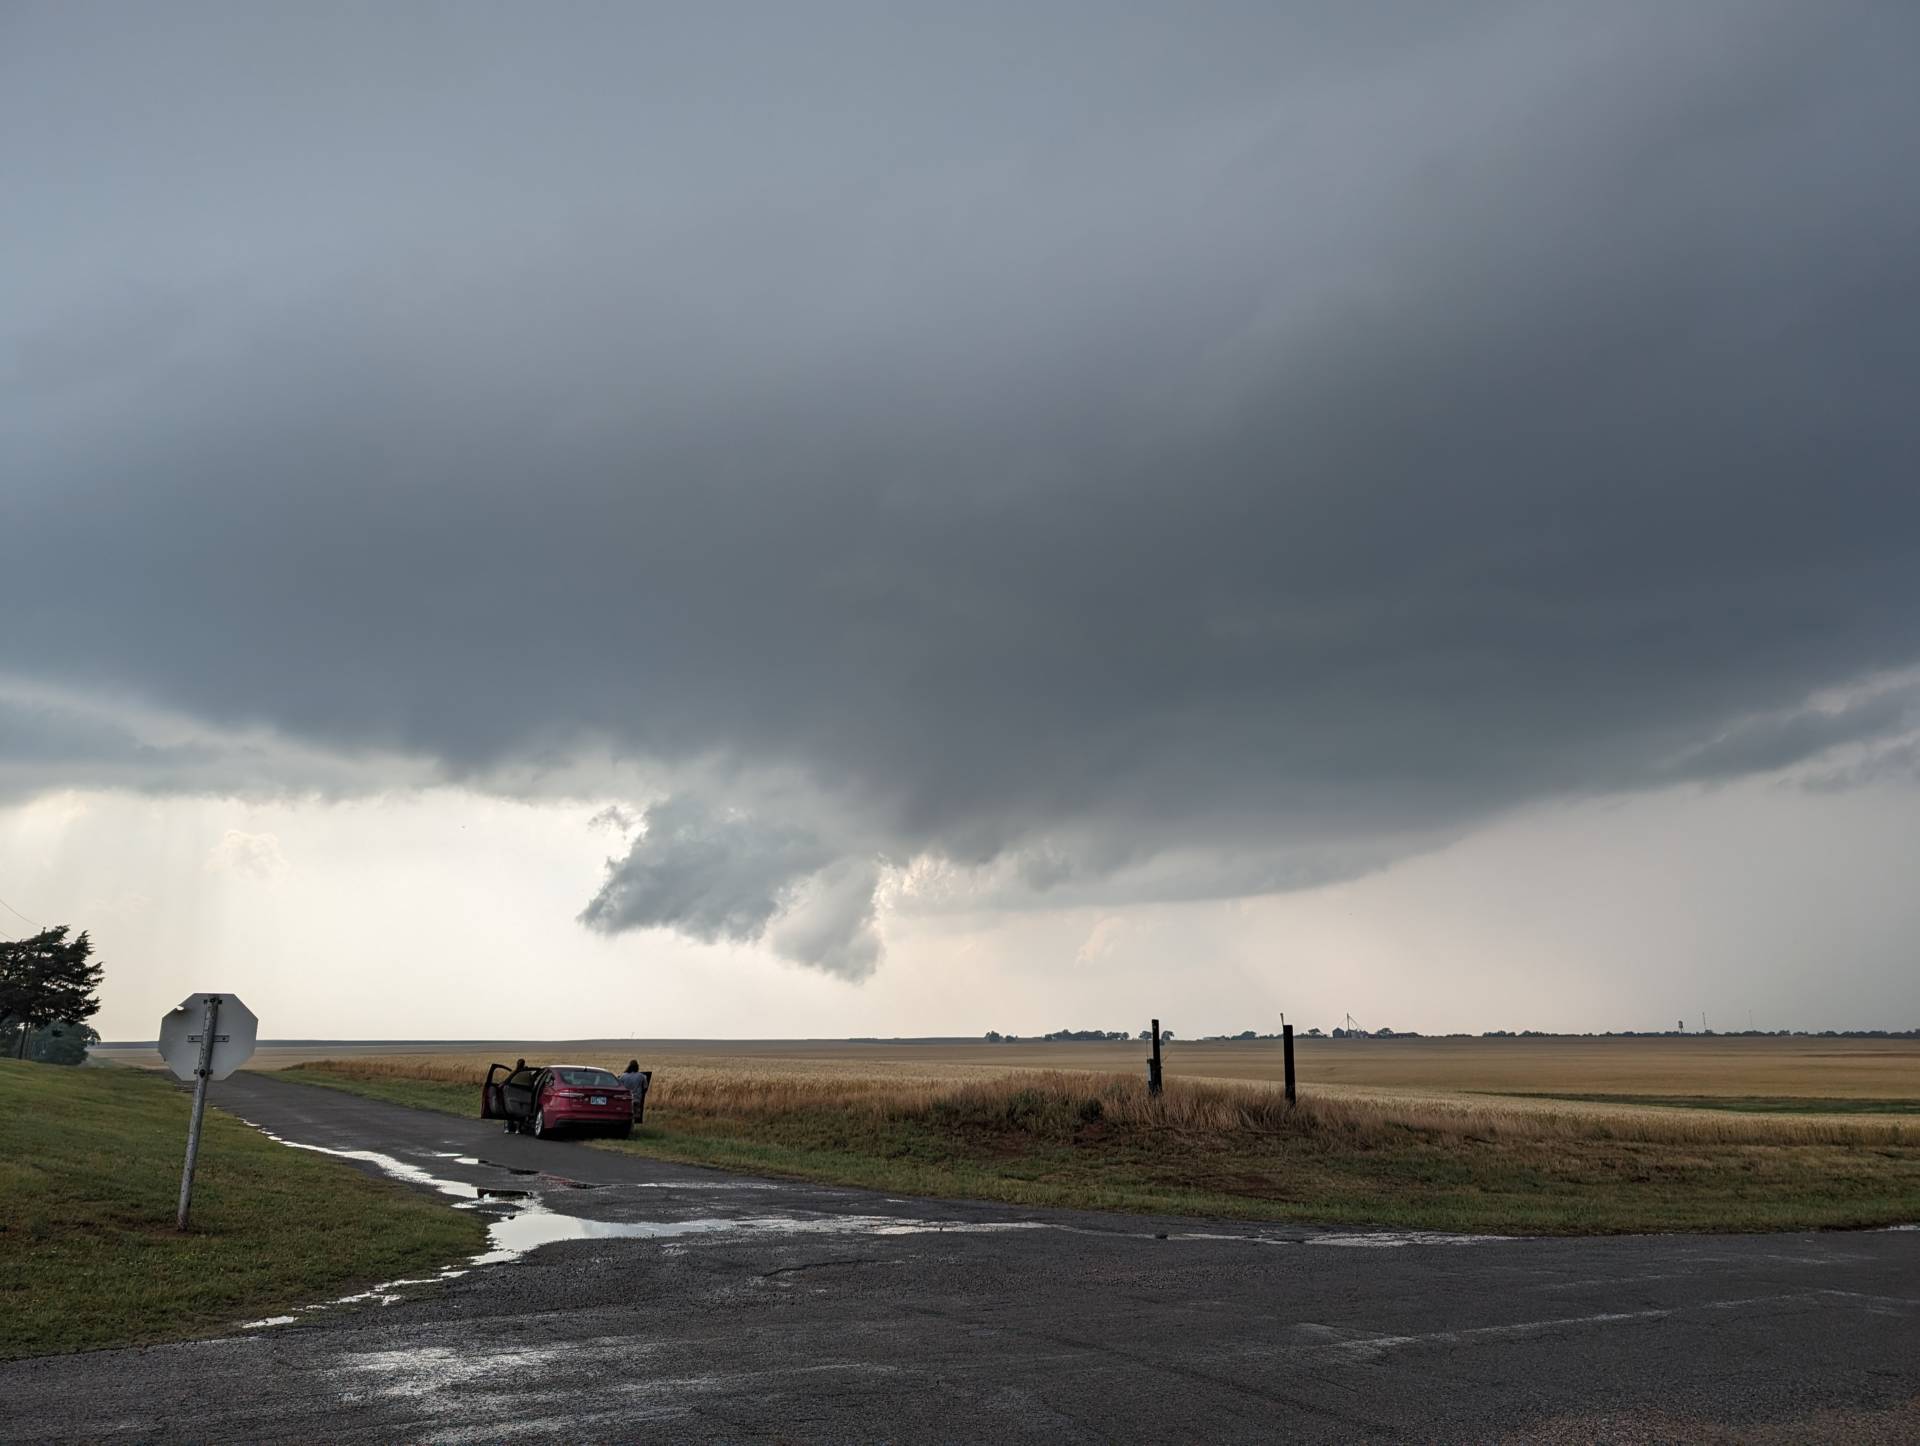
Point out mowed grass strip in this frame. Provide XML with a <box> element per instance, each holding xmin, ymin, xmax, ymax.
<box><xmin>0</xmin><ymin>1059</ymin><xmax>485</xmax><ymax>1360</ymax></box>
<box><xmin>280</xmin><ymin>1061</ymin><xmax>1920</xmax><ymax>1235</ymax></box>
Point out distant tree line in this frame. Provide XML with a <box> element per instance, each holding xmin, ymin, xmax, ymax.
<box><xmin>980</xmin><ymin>1023</ymin><xmax>1920</xmax><ymax>1043</ymax></box>
<box><xmin>1344</xmin><ymin>1028</ymin><xmax>1920</xmax><ymax>1040</ymax></box>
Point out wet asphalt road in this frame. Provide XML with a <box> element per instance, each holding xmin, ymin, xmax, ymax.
<box><xmin>4</xmin><ymin>1074</ymin><xmax>1917</xmax><ymax>1443</ymax></box>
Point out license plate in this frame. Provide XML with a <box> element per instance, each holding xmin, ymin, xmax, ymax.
<box><xmin>590</xmin><ymin>1095</ymin><xmax>608</xmax><ymax>1105</ymax></box>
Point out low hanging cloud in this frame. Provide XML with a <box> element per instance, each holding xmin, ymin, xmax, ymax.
<box><xmin>580</xmin><ymin>796</ymin><xmax>882</xmax><ymax>978</ymax></box>
<box><xmin>5</xmin><ymin>3</ymin><xmax>1920</xmax><ymax>977</ymax></box>
<box><xmin>767</xmin><ymin>859</ymin><xmax>884</xmax><ymax>982</ymax></box>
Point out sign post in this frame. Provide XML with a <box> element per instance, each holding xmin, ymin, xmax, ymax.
<box><xmin>157</xmin><ymin>992</ymin><xmax>258</xmax><ymax>1230</ymax></box>
<box><xmin>175</xmin><ymin>995</ymin><xmax>220</xmax><ymax>1229</ymax></box>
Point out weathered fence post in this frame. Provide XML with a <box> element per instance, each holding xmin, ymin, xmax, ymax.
<box><xmin>1147</xmin><ymin>1018</ymin><xmax>1163</xmax><ymax>1096</ymax></box>
<box><xmin>1283</xmin><ymin>1022</ymin><xmax>1296</xmax><ymax>1105</ymax></box>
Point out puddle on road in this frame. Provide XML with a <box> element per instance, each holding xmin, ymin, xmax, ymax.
<box><xmin>630</xmin><ymin>1179</ymin><xmax>781</xmax><ymax>1190</ymax></box>
<box><xmin>470</xmin><ymin>1211</ymin><xmax>1061</xmax><ymax>1266</ymax></box>
<box><xmin>1174</xmin><ymin>1228</ymin><xmax>1512</xmax><ymax>1249</ymax></box>
<box><xmin>240</xmin><ymin>1123</ymin><xmax>479</xmax><ymax>1203</ymax></box>
<box><xmin>234</xmin><ymin>1120</ymin><xmax>1515</xmax><ymax>1331</ymax></box>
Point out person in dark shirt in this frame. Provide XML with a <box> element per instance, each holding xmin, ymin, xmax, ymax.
<box><xmin>616</xmin><ymin>1058</ymin><xmax>649</xmax><ymax>1120</ymax></box>
<box><xmin>501</xmin><ymin>1058</ymin><xmax>536</xmax><ymax>1131</ymax></box>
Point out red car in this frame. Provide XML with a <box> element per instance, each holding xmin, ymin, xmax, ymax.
<box><xmin>481</xmin><ymin>1062</ymin><xmax>634</xmax><ymax>1139</ymax></box>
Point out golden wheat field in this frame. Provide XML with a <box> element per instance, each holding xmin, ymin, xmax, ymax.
<box><xmin>277</xmin><ymin>1056</ymin><xmax>1916</xmax><ymax>1147</ymax></box>
<box><xmin>193</xmin><ymin>1031</ymin><xmax>1919</xmax><ymax>1093</ymax></box>
<box><xmin>102</xmin><ymin>1032</ymin><xmax>1920</xmax><ymax>1129</ymax></box>
<box><xmin>170</xmin><ymin>1032</ymin><xmax>1916</xmax><ymax>1136</ymax></box>
<box><xmin>167</xmin><ymin>1034</ymin><xmax>1917</xmax><ymax>1230</ymax></box>
<box><xmin>245</xmin><ymin>1037</ymin><xmax>1920</xmax><ymax>1234</ymax></box>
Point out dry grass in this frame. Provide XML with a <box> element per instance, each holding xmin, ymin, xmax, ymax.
<box><xmin>925</xmin><ymin>1071</ymin><xmax>1918</xmax><ymax>1148</ymax></box>
<box><xmin>278</xmin><ymin>1050</ymin><xmax>1920</xmax><ymax>1231</ymax></box>
<box><xmin>294</xmin><ymin>1056</ymin><xmax>1916</xmax><ymax>1148</ymax></box>
<box><xmin>175</xmin><ymin>1032</ymin><xmax>1920</xmax><ymax>1104</ymax></box>
<box><xmin>284</xmin><ymin>1051</ymin><xmax>1017</xmax><ymax>1095</ymax></box>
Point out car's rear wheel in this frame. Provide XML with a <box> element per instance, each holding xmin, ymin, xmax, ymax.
<box><xmin>614</xmin><ymin>1124</ymin><xmax>632</xmax><ymax>1139</ymax></box>
<box><xmin>532</xmin><ymin>1108</ymin><xmax>548</xmax><ymax>1139</ymax></box>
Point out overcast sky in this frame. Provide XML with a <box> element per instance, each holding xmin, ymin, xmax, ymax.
<box><xmin>5</xmin><ymin>2</ymin><xmax>1918</xmax><ymax>1040</ymax></box>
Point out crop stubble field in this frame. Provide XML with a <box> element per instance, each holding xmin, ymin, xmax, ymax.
<box><xmin>204</xmin><ymin>1035</ymin><xmax>1920</xmax><ymax>1234</ymax></box>
<box><xmin>199</xmin><ymin>1033</ymin><xmax>1920</xmax><ymax>1116</ymax></box>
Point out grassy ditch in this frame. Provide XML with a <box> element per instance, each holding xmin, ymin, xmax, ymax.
<box><xmin>278</xmin><ymin>1060</ymin><xmax>1920</xmax><ymax>1235</ymax></box>
<box><xmin>0</xmin><ymin>1059</ymin><xmax>485</xmax><ymax>1360</ymax></box>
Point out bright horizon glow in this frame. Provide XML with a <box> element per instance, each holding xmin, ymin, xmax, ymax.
<box><xmin>9</xmin><ymin>771</ymin><xmax>1915</xmax><ymax>1044</ymax></box>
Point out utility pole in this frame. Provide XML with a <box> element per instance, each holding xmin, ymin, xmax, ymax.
<box><xmin>1147</xmin><ymin>1019</ymin><xmax>1163</xmax><ymax>1097</ymax></box>
<box><xmin>1283</xmin><ymin>1022</ymin><xmax>1296</xmax><ymax>1105</ymax></box>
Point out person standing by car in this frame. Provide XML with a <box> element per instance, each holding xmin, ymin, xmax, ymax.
<box><xmin>505</xmin><ymin>1060</ymin><xmax>535</xmax><ymax>1126</ymax></box>
<box><xmin>617</xmin><ymin>1058</ymin><xmax>650</xmax><ymax>1122</ymax></box>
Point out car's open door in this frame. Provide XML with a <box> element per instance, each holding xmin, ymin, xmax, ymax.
<box><xmin>500</xmin><ymin>1066</ymin><xmax>538</xmax><ymax>1124</ymax></box>
<box><xmin>481</xmin><ymin>1062</ymin><xmax>511</xmax><ymax>1119</ymax></box>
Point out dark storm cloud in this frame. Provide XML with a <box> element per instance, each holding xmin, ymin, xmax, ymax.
<box><xmin>0</xmin><ymin>694</ymin><xmax>217</xmax><ymax>799</ymax></box>
<box><xmin>1666</xmin><ymin>682</ymin><xmax>1920</xmax><ymax>784</ymax></box>
<box><xmin>1805</xmin><ymin>739</ymin><xmax>1920</xmax><ymax>795</ymax></box>
<box><xmin>5</xmin><ymin>2</ymin><xmax>1919</xmax><ymax>973</ymax></box>
<box><xmin>0</xmin><ymin>683</ymin><xmax>437</xmax><ymax>803</ymax></box>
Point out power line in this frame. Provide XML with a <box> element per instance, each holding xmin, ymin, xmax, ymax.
<box><xmin>0</xmin><ymin>892</ymin><xmax>46</xmax><ymax>934</ymax></box>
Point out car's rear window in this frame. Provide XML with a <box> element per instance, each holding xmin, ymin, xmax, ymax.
<box><xmin>554</xmin><ymin>1068</ymin><xmax>620</xmax><ymax>1087</ymax></box>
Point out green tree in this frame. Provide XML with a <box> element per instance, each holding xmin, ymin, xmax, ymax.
<box><xmin>22</xmin><ymin>1019</ymin><xmax>100</xmax><ymax>1065</ymax></box>
<box><xmin>0</xmin><ymin>927</ymin><xmax>104</xmax><ymax>1060</ymax></box>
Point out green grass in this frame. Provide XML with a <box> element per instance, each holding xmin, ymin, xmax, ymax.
<box><xmin>1495</xmin><ymin>1092</ymin><xmax>1920</xmax><ymax>1116</ymax></box>
<box><xmin>593</xmin><ymin>1108</ymin><xmax>1920</xmax><ymax>1235</ymax></box>
<box><xmin>278</xmin><ymin>1064</ymin><xmax>1920</xmax><ymax>1235</ymax></box>
<box><xmin>0</xmin><ymin>1060</ymin><xmax>486</xmax><ymax>1360</ymax></box>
